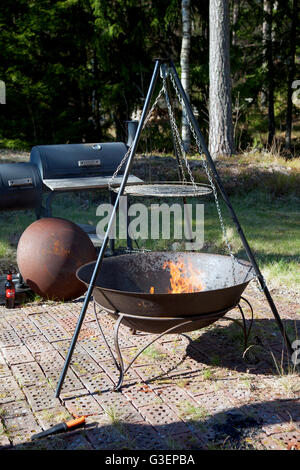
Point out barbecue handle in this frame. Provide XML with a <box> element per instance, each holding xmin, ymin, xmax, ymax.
<box><xmin>31</xmin><ymin>422</ymin><xmax>68</xmax><ymax>440</ymax></box>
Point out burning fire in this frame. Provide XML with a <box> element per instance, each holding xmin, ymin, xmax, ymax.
<box><xmin>149</xmin><ymin>257</ymin><xmax>205</xmax><ymax>294</ymax></box>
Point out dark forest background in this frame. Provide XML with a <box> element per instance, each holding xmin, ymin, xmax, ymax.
<box><xmin>0</xmin><ymin>0</ymin><xmax>299</xmax><ymax>155</ymax></box>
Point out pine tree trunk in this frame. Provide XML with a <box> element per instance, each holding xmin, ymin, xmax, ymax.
<box><xmin>285</xmin><ymin>0</ymin><xmax>298</xmax><ymax>151</ymax></box>
<box><xmin>180</xmin><ymin>0</ymin><xmax>191</xmax><ymax>152</ymax></box>
<box><xmin>231</xmin><ymin>0</ymin><xmax>239</xmax><ymax>46</ymax></box>
<box><xmin>209</xmin><ymin>0</ymin><xmax>234</xmax><ymax>159</ymax></box>
<box><xmin>264</xmin><ymin>0</ymin><xmax>275</xmax><ymax>146</ymax></box>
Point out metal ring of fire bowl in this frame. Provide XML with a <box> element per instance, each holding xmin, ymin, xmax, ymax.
<box><xmin>94</xmin><ymin>303</ymin><xmax>238</xmax><ymax>334</ymax></box>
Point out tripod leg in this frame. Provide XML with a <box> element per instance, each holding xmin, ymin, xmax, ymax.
<box><xmin>169</xmin><ymin>60</ymin><xmax>295</xmax><ymax>362</ymax></box>
<box><xmin>55</xmin><ymin>60</ymin><xmax>162</xmax><ymax>398</ymax></box>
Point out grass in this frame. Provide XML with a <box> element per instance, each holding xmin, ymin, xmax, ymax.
<box><xmin>203</xmin><ymin>192</ymin><xmax>300</xmax><ymax>291</ymax></box>
<box><xmin>219</xmin><ymin>146</ymin><xmax>300</xmax><ymax>171</ymax></box>
<box><xmin>141</xmin><ymin>345</ymin><xmax>167</xmax><ymax>361</ymax></box>
<box><xmin>105</xmin><ymin>405</ymin><xmax>123</xmax><ymax>424</ymax></box>
<box><xmin>277</xmin><ymin>373</ymin><xmax>300</xmax><ymax>397</ymax></box>
<box><xmin>178</xmin><ymin>401</ymin><xmax>209</xmax><ymax>422</ymax></box>
<box><xmin>104</xmin><ymin>404</ymin><xmax>127</xmax><ymax>434</ymax></box>
<box><xmin>40</xmin><ymin>408</ymin><xmax>72</xmax><ymax>425</ymax></box>
<box><xmin>271</xmin><ymin>347</ymin><xmax>299</xmax><ymax>378</ymax></box>
<box><xmin>202</xmin><ymin>368</ymin><xmax>215</xmax><ymax>381</ymax></box>
<box><xmin>239</xmin><ymin>376</ymin><xmax>252</xmax><ymax>389</ymax></box>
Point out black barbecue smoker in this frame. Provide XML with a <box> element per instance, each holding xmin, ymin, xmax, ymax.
<box><xmin>0</xmin><ymin>124</ymin><xmax>142</xmax><ymax>218</ymax></box>
<box><xmin>29</xmin><ymin>140</ymin><xmax>142</xmax><ymax>220</ymax></box>
<box><xmin>54</xmin><ymin>59</ymin><xmax>296</xmax><ymax>396</ymax></box>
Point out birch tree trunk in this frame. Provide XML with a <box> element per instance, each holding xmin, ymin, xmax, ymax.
<box><xmin>209</xmin><ymin>0</ymin><xmax>234</xmax><ymax>159</ymax></box>
<box><xmin>180</xmin><ymin>0</ymin><xmax>191</xmax><ymax>152</ymax></box>
<box><xmin>261</xmin><ymin>0</ymin><xmax>269</xmax><ymax>107</ymax></box>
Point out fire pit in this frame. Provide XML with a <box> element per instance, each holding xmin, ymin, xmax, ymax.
<box><xmin>77</xmin><ymin>251</ymin><xmax>255</xmax><ymax>334</ymax></box>
<box><xmin>76</xmin><ymin>251</ymin><xmax>255</xmax><ymax>390</ymax></box>
<box><xmin>55</xmin><ymin>59</ymin><xmax>294</xmax><ymax>399</ymax></box>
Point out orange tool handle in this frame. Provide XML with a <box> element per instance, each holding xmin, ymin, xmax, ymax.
<box><xmin>66</xmin><ymin>416</ymin><xmax>86</xmax><ymax>429</ymax></box>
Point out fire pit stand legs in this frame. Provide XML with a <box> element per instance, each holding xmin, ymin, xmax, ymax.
<box><xmin>223</xmin><ymin>296</ymin><xmax>254</xmax><ymax>357</ymax></box>
<box><xmin>92</xmin><ymin>297</ymin><xmax>254</xmax><ymax>392</ymax></box>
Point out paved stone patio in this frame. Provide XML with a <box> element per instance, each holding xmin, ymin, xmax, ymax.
<box><xmin>0</xmin><ymin>283</ymin><xmax>299</xmax><ymax>451</ymax></box>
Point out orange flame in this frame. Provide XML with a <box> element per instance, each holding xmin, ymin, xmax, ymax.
<box><xmin>163</xmin><ymin>257</ymin><xmax>205</xmax><ymax>294</ymax></box>
<box><xmin>149</xmin><ymin>286</ymin><xmax>155</xmax><ymax>294</ymax></box>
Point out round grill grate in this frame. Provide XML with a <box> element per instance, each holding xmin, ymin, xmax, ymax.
<box><xmin>112</xmin><ymin>181</ymin><xmax>212</xmax><ymax>198</ymax></box>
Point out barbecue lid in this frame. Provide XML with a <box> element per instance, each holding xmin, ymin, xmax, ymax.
<box><xmin>30</xmin><ymin>142</ymin><xmax>128</xmax><ymax>180</ymax></box>
<box><xmin>0</xmin><ymin>162</ymin><xmax>43</xmax><ymax>211</ymax></box>
<box><xmin>0</xmin><ymin>162</ymin><xmax>42</xmax><ymax>189</ymax></box>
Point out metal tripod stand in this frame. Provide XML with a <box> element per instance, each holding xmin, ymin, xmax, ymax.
<box><xmin>55</xmin><ymin>58</ymin><xmax>295</xmax><ymax>398</ymax></box>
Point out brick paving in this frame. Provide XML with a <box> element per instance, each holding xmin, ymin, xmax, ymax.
<box><xmin>0</xmin><ymin>283</ymin><xmax>299</xmax><ymax>450</ymax></box>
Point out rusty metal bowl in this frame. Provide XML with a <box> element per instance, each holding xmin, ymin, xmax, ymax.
<box><xmin>17</xmin><ymin>217</ymin><xmax>97</xmax><ymax>301</ymax></box>
<box><xmin>77</xmin><ymin>252</ymin><xmax>255</xmax><ymax>334</ymax></box>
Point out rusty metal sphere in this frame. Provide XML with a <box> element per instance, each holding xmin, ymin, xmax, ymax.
<box><xmin>17</xmin><ymin>217</ymin><xmax>97</xmax><ymax>301</ymax></box>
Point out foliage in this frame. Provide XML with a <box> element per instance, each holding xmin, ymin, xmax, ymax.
<box><xmin>0</xmin><ymin>0</ymin><xmax>299</xmax><ymax>152</ymax></box>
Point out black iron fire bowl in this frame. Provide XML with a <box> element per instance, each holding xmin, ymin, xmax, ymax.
<box><xmin>77</xmin><ymin>251</ymin><xmax>255</xmax><ymax>334</ymax></box>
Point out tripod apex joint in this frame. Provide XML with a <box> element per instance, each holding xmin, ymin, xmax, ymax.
<box><xmin>153</xmin><ymin>57</ymin><xmax>171</xmax><ymax>63</ymax></box>
<box><xmin>160</xmin><ymin>63</ymin><xmax>170</xmax><ymax>79</ymax></box>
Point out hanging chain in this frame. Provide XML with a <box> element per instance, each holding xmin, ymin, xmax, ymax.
<box><xmin>162</xmin><ymin>74</ymin><xmax>198</xmax><ymax>194</ymax></box>
<box><xmin>161</xmin><ymin>75</ymin><xmax>187</xmax><ymax>183</ymax></box>
<box><xmin>168</xmin><ymin>69</ymin><xmax>237</xmax><ymax>280</ymax></box>
<box><xmin>108</xmin><ymin>87</ymin><xmax>165</xmax><ymax>190</ymax></box>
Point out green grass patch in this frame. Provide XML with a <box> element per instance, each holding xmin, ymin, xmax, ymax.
<box><xmin>141</xmin><ymin>345</ymin><xmax>167</xmax><ymax>361</ymax></box>
<box><xmin>201</xmin><ymin>191</ymin><xmax>300</xmax><ymax>291</ymax></box>
<box><xmin>0</xmin><ymin>138</ymin><xmax>31</xmax><ymax>151</ymax></box>
<box><xmin>178</xmin><ymin>402</ymin><xmax>209</xmax><ymax>422</ymax></box>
